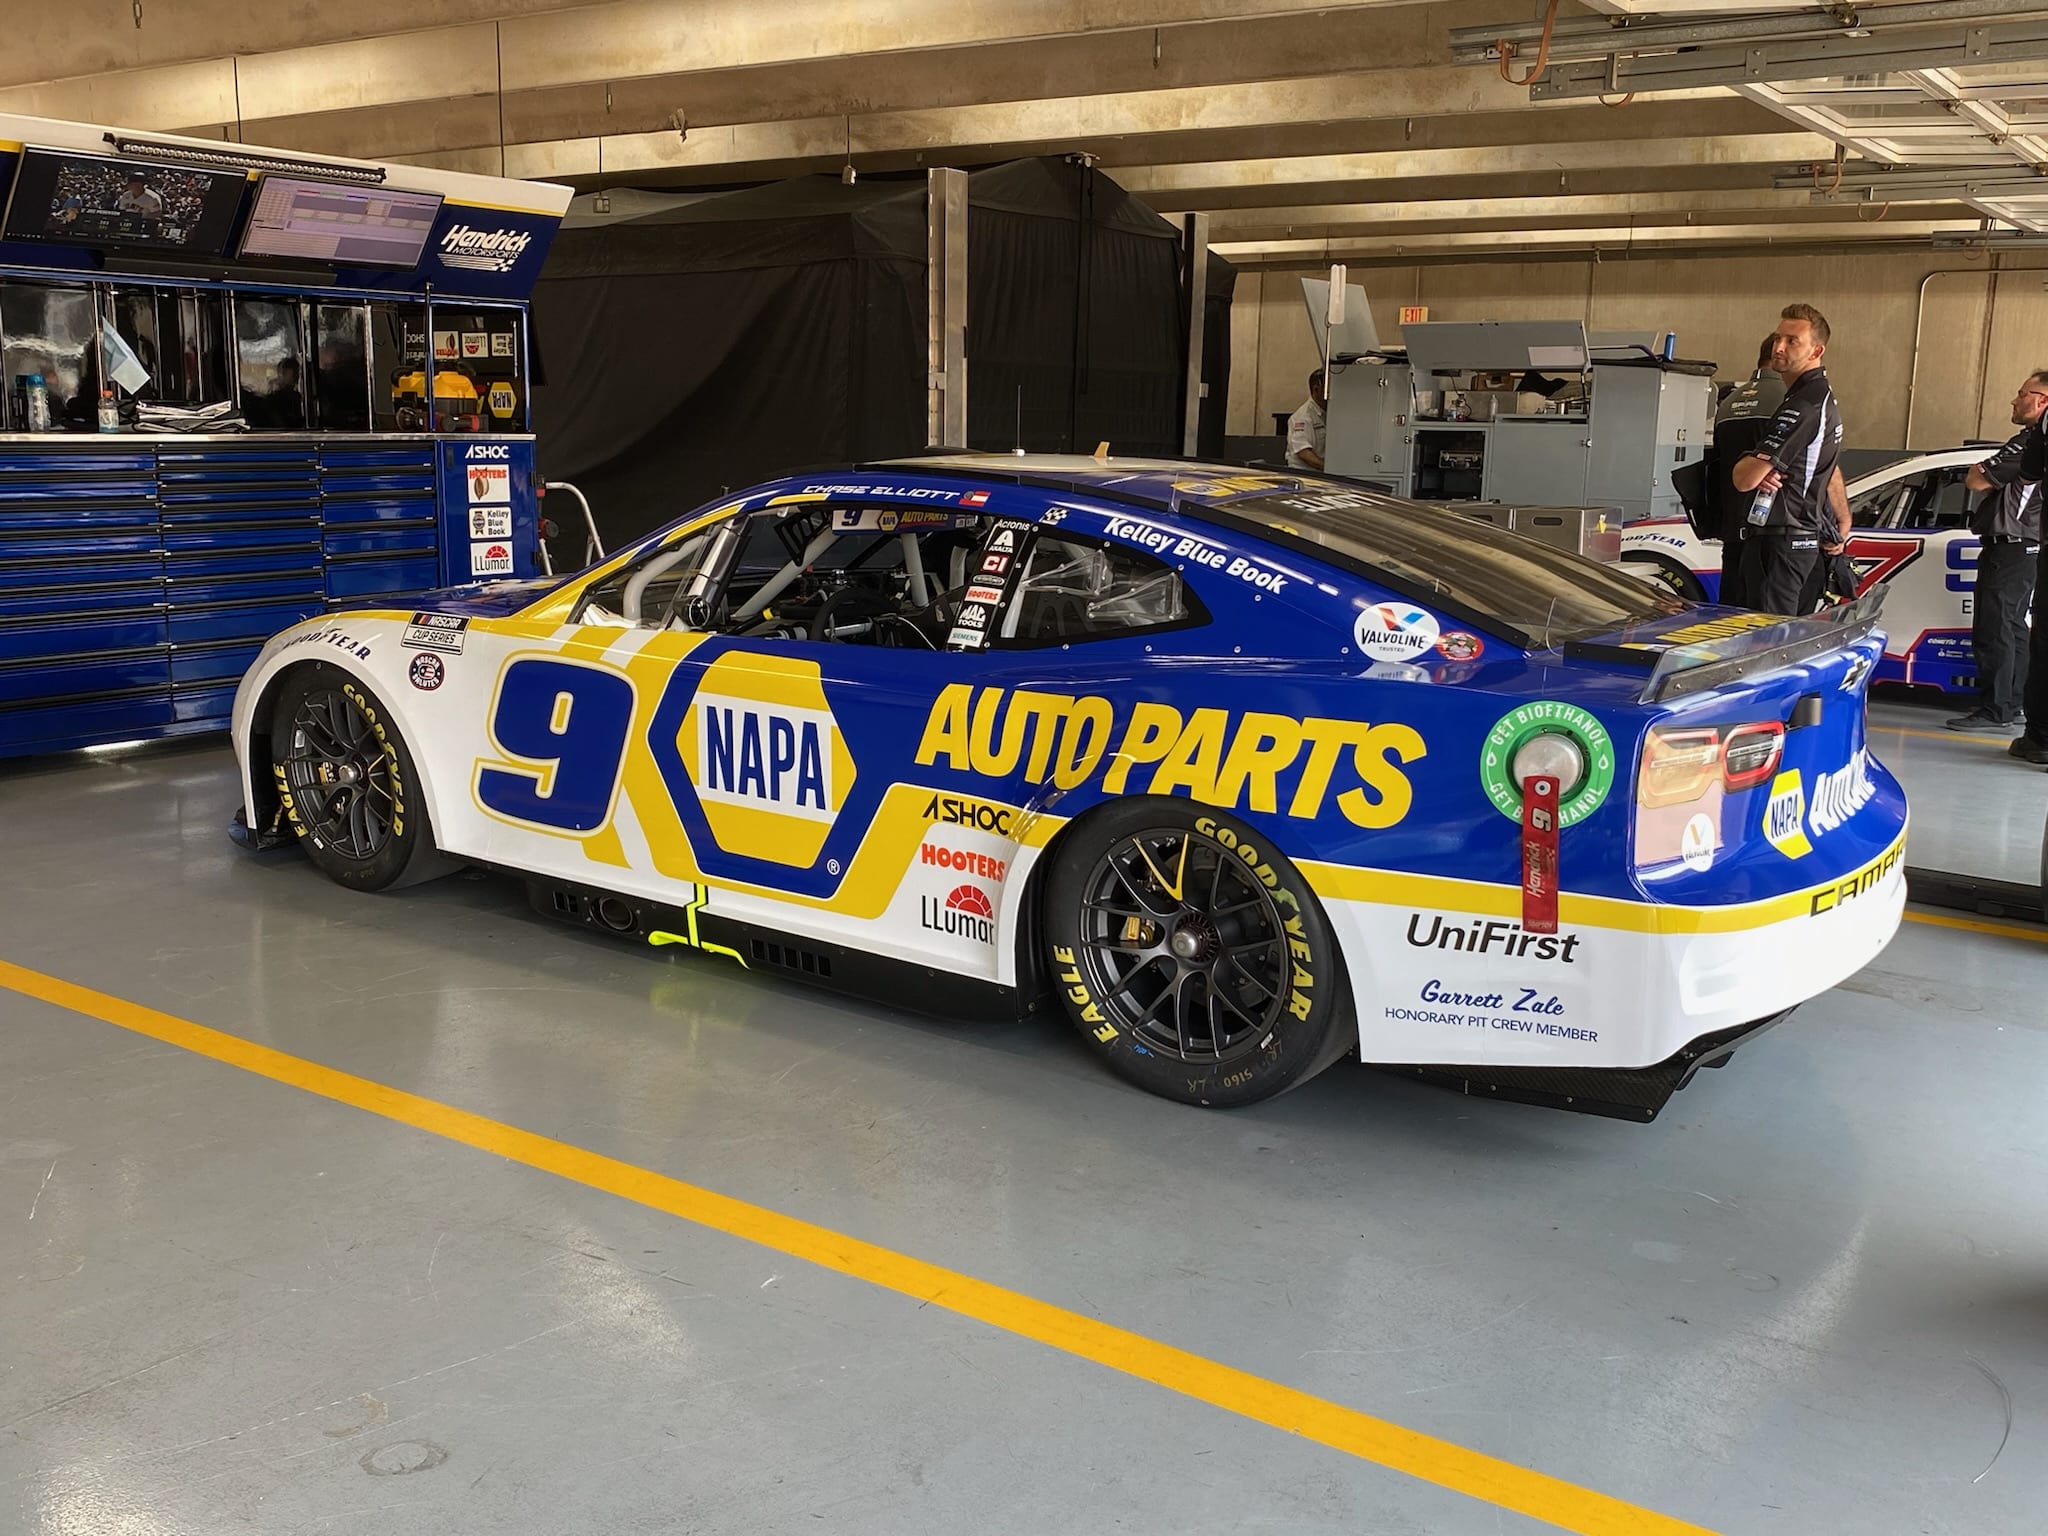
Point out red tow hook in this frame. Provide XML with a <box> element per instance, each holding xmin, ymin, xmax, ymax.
<box><xmin>1521</xmin><ymin>775</ymin><xmax>1561</xmax><ymax>934</ymax></box>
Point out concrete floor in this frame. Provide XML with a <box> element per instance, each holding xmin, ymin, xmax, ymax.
<box><xmin>3</xmin><ymin>737</ymin><xmax>2047</xmax><ymax>1535</ymax></box>
<box><xmin>1869</xmin><ymin>690</ymin><xmax>2048</xmax><ymax>889</ymax></box>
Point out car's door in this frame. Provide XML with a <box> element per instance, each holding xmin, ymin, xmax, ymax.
<box><xmin>445</xmin><ymin>497</ymin><xmax>1200</xmax><ymax>983</ymax></box>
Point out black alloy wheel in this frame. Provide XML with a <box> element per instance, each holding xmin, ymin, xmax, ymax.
<box><xmin>280</xmin><ymin>685</ymin><xmax>400</xmax><ymax>861</ymax></box>
<box><xmin>1075</xmin><ymin>825</ymin><xmax>1289</xmax><ymax>1064</ymax></box>
<box><xmin>1043</xmin><ymin>797</ymin><xmax>1355</xmax><ymax>1106</ymax></box>
<box><xmin>268</xmin><ymin>663</ymin><xmax>455</xmax><ymax>892</ymax></box>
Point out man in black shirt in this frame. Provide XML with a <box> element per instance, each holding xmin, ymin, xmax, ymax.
<box><xmin>1730</xmin><ymin>304</ymin><xmax>1850</xmax><ymax>615</ymax></box>
<box><xmin>1710</xmin><ymin>336</ymin><xmax>1787</xmax><ymax>608</ymax></box>
<box><xmin>1950</xmin><ymin>370</ymin><xmax>2048</xmax><ymax>733</ymax></box>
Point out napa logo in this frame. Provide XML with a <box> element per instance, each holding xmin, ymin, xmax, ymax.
<box><xmin>674</xmin><ymin>653</ymin><xmax>855</xmax><ymax>867</ymax></box>
<box><xmin>1762</xmin><ymin>769</ymin><xmax>1811</xmax><ymax>859</ymax></box>
<box><xmin>696</xmin><ymin>697</ymin><xmax>834</xmax><ymax>819</ymax></box>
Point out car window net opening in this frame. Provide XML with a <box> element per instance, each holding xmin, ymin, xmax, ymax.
<box><xmin>1223</xmin><ymin>488</ymin><xmax>1681</xmax><ymax>645</ymax></box>
<box><xmin>574</xmin><ymin>503</ymin><xmax>1193</xmax><ymax>650</ymax></box>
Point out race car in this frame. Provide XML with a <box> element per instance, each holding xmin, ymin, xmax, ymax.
<box><xmin>229</xmin><ymin>456</ymin><xmax>1907</xmax><ymax>1121</ymax></box>
<box><xmin>1619</xmin><ymin>446</ymin><xmax>1995</xmax><ymax>694</ymax></box>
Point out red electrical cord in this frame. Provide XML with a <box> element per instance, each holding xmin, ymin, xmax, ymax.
<box><xmin>1498</xmin><ymin>0</ymin><xmax>1562</xmax><ymax>88</ymax></box>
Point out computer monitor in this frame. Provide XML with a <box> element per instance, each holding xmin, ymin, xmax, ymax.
<box><xmin>236</xmin><ymin>174</ymin><xmax>444</xmax><ymax>269</ymax></box>
<box><xmin>1</xmin><ymin>147</ymin><xmax>247</xmax><ymax>256</ymax></box>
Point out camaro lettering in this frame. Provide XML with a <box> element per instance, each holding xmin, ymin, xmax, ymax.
<box><xmin>1406</xmin><ymin>913</ymin><xmax>1581</xmax><ymax>963</ymax></box>
<box><xmin>913</xmin><ymin>685</ymin><xmax>1423</xmax><ymax>827</ymax></box>
<box><xmin>1809</xmin><ymin>842</ymin><xmax>1904</xmax><ymax>915</ymax></box>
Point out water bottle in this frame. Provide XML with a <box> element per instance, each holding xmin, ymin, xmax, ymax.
<box><xmin>1747</xmin><ymin>483</ymin><xmax>1776</xmax><ymax>527</ymax></box>
<box><xmin>96</xmin><ymin>388</ymin><xmax>120</xmax><ymax>434</ymax></box>
<box><xmin>23</xmin><ymin>373</ymin><xmax>50</xmax><ymax>433</ymax></box>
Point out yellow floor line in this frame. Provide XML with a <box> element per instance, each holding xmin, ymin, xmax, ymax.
<box><xmin>0</xmin><ymin>955</ymin><xmax>1716</xmax><ymax>1536</ymax></box>
<box><xmin>1904</xmin><ymin>908</ymin><xmax>2048</xmax><ymax>943</ymax></box>
<box><xmin>1869</xmin><ymin>724</ymin><xmax>2014</xmax><ymax>748</ymax></box>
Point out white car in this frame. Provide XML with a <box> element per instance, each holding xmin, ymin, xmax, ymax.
<box><xmin>1619</xmin><ymin>447</ymin><xmax>1995</xmax><ymax>695</ymax></box>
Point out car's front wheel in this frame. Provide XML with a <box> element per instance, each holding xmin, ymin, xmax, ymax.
<box><xmin>269</xmin><ymin>664</ymin><xmax>452</xmax><ymax>891</ymax></box>
<box><xmin>1042</xmin><ymin>798</ymin><xmax>1356</xmax><ymax>1106</ymax></box>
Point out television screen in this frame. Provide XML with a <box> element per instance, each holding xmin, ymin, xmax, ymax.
<box><xmin>0</xmin><ymin>148</ymin><xmax>246</xmax><ymax>255</ymax></box>
<box><xmin>237</xmin><ymin>175</ymin><xmax>444</xmax><ymax>269</ymax></box>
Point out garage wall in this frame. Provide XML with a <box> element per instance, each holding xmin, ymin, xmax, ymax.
<box><xmin>1228</xmin><ymin>251</ymin><xmax>2048</xmax><ymax>453</ymax></box>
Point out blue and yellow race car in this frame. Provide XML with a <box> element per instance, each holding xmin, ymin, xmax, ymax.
<box><xmin>230</xmin><ymin>456</ymin><xmax>1906</xmax><ymax>1120</ymax></box>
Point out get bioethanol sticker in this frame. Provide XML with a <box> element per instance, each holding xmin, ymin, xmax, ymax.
<box><xmin>1479</xmin><ymin>701</ymin><xmax>1615</xmax><ymax>827</ymax></box>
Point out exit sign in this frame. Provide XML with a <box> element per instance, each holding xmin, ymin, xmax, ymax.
<box><xmin>1399</xmin><ymin>305</ymin><xmax>1430</xmax><ymax>325</ymax></box>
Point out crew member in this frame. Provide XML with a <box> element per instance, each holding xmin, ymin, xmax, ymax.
<box><xmin>1730</xmin><ymin>303</ymin><xmax>1850</xmax><ymax>615</ymax></box>
<box><xmin>1708</xmin><ymin>336</ymin><xmax>1786</xmax><ymax>608</ymax></box>
<box><xmin>1286</xmin><ymin>369</ymin><xmax>1326</xmax><ymax>471</ymax></box>
<box><xmin>1948</xmin><ymin>371</ymin><xmax>2048</xmax><ymax>733</ymax></box>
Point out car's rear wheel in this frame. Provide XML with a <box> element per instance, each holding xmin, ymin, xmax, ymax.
<box><xmin>269</xmin><ymin>664</ymin><xmax>453</xmax><ymax>892</ymax></box>
<box><xmin>1042</xmin><ymin>798</ymin><xmax>1356</xmax><ymax>1106</ymax></box>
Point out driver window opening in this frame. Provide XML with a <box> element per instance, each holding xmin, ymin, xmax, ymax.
<box><xmin>998</xmin><ymin>534</ymin><xmax>1189</xmax><ymax>645</ymax></box>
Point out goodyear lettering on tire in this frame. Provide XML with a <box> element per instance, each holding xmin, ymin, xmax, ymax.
<box><xmin>343</xmin><ymin>682</ymin><xmax>406</xmax><ymax>838</ymax></box>
<box><xmin>1197</xmin><ymin>815</ymin><xmax>1314</xmax><ymax>1024</ymax></box>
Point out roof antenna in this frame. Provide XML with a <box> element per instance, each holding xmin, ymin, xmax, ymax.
<box><xmin>1014</xmin><ymin>385</ymin><xmax>1025</xmax><ymax>456</ymax></box>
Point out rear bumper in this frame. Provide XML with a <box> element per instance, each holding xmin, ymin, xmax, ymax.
<box><xmin>1388</xmin><ymin>1009</ymin><xmax>1791</xmax><ymax>1123</ymax></box>
<box><xmin>1326</xmin><ymin>823</ymin><xmax>1907</xmax><ymax>1077</ymax></box>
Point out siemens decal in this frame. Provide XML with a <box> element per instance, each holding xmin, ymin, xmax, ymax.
<box><xmin>439</xmin><ymin>223</ymin><xmax>534</xmax><ymax>273</ymax></box>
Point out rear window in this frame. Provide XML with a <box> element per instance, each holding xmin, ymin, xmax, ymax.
<box><xmin>1222</xmin><ymin>488</ymin><xmax>1684</xmax><ymax>646</ymax></box>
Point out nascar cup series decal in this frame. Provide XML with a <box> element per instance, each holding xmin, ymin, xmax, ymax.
<box><xmin>1353</xmin><ymin>602</ymin><xmax>1440</xmax><ymax>663</ymax></box>
<box><xmin>1478</xmin><ymin>702</ymin><xmax>1615</xmax><ymax>827</ymax></box>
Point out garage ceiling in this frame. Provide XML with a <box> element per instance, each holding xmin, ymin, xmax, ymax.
<box><xmin>4</xmin><ymin>1</ymin><xmax>2047</xmax><ymax>268</ymax></box>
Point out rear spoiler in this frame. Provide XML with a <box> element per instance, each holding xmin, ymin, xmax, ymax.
<box><xmin>1565</xmin><ymin>586</ymin><xmax>1887</xmax><ymax>702</ymax></box>
<box><xmin>1632</xmin><ymin>585</ymin><xmax>1887</xmax><ymax>703</ymax></box>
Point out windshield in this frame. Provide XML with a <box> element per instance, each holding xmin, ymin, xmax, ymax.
<box><xmin>1220</xmin><ymin>488</ymin><xmax>1683</xmax><ymax>646</ymax></box>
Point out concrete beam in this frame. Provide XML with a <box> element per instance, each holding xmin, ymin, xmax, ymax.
<box><xmin>1213</xmin><ymin>219</ymin><xmax>1974</xmax><ymax>264</ymax></box>
<box><xmin>1205</xmin><ymin>190</ymin><xmax>1974</xmax><ymax>239</ymax></box>
<box><xmin>1121</xmin><ymin>133</ymin><xmax>1835</xmax><ymax>201</ymax></box>
<box><xmin>1</xmin><ymin>0</ymin><xmax>1471</xmax><ymax>94</ymax></box>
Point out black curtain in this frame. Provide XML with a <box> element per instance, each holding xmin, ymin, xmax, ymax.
<box><xmin>966</xmin><ymin>158</ymin><xmax>1185</xmax><ymax>458</ymax></box>
<box><xmin>1199</xmin><ymin>251</ymin><xmax>1237</xmax><ymax>461</ymax></box>
<box><xmin>531</xmin><ymin>178</ymin><xmax>926</xmax><ymax>552</ymax></box>
<box><xmin>529</xmin><ymin>160</ymin><xmax>1221</xmax><ymax>553</ymax></box>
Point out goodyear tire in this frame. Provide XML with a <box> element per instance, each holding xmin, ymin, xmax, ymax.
<box><xmin>269</xmin><ymin>664</ymin><xmax>454</xmax><ymax>892</ymax></box>
<box><xmin>1623</xmin><ymin>555</ymin><xmax>1707</xmax><ymax>604</ymax></box>
<box><xmin>1043</xmin><ymin>798</ymin><xmax>1356</xmax><ymax>1107</ymax></box>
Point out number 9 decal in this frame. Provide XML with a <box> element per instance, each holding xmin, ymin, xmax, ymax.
<box><xmin>477</xmin><ymin>657</ymin><xmax>635</xmax><ymax>832</ymax></box>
